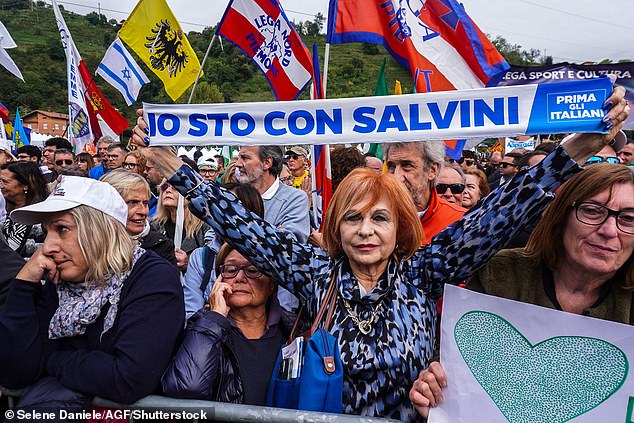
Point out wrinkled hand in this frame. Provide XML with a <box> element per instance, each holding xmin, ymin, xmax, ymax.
<box><xmin>409</xmin><ymin>361</ymin><xmax>447</xmax><ymax>418</ymax></box>
<box><xmin>208</xmin><ymin>275</ymin><xmax>232</xmax><ymax>316</ymax></box>
<box><xmin>174</xmin><ymin>247</ymin><xmax>189</xmax><ymax>272</ymax></box>
<box><xmin>132</xmin><ymin>109</ymin><xmax>183</xmax><ymax>178</ymax></box>
<box><xmin>16</xmin><ymin>248</ymin><xmax>60</xmax><ymax>285</ymax></box>
<box><xmin>600</xmin><ymin>78</ymin><xmax>629</xmax><ymax>142</ymax></box>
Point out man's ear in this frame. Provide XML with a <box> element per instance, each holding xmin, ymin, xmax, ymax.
<box><xmin>427</xmin><ymin>162</ymin><xmax>440</xmax><ymax>183</ymax></box>
<box><xmin>262</xmin><ymin>156</ymin><xmax>273</xmax><ymax>172</ymax></box>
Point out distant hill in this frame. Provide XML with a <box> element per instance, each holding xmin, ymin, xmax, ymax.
<box><xmin>0</xmin><ymin>3</ymin><xmax>577</xmax><ymax>127</ymax></box>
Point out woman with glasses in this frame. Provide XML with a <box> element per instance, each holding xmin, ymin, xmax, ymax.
<box><xmin>162</xmin><ymin>243</ymin><xmax>299</xmax><ymax>405</ymax></box>
<box><xmin>122</xmin><ymin>151</ymin><xmax>147</xmax><ymax>176</ymax></box>
<box><xmin>411</xmin><ymin>163</ymin><xmax>634</xmax><ymax>417</ymax></box>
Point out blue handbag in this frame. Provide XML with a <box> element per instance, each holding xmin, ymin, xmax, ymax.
<box><xmin>266</xmin><ymin>278</ymin><xmax>343</xmax><ymax>413</ymax></box>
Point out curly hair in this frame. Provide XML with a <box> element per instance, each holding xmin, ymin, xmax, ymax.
<box><xmin>330</xmin><ymin>146</ymin><xmax>365</xmax><ymax>192</ymax></box>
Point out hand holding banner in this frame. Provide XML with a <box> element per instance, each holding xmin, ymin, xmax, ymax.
<box><xmin>144</xmin><ymin>78</ymin><xmax>611</xmax><ymax>146</ymax></box>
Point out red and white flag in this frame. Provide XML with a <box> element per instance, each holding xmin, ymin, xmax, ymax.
<box><xmin>217</xmin><ymin>0</ymin><xmax>313</xmax><ymax>100</ymax></box>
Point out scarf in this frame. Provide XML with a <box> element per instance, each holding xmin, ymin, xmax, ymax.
<box><xmin>48</xmin><ymin>246</ymin><xmax>146</xmax><ymax>340</ymax></box>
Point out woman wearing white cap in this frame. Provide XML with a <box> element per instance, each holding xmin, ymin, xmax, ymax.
<box><xmin>0</xmin><ymin>176</ymin><xmax>184</xmax><ymax>406</ymax></box>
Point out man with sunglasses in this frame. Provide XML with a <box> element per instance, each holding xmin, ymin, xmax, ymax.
<box><xmin>285</xmin><ymin>146</ymin><xmax>310</xmax><ymax>189</ymax></box>
<box><xmin>490</xmin><ymin>151</ymin><xmax>524</xmax><ymax>190</ymax></box>
<box><xmin>583</xmin><ymin>130</ymin><xmax>626</xmax><ymax>166</ymax></box>
<box><xmin>52</xmin><ymin>148</ymin><xmax>75</xmax><ymax>174</ymax></box>
<box><xmin>437</xmin><ymin>164</ymin><xmax>467</xmax><ymax>206</ymax></box>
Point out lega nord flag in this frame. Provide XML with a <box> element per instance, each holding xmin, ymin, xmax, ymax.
<box><xmin>78</xmin><ymin>61</ymin><xmax>130</xmax><ymax>140</ymax></box>
<box><xmin>327</xmin><ymin>0</ymin><xmax>509</xmax><ymax>93</ymax></box>
<box><xmin>97</xmin><ymin>37</ymin><xmax>150</xmax><ymax>106</ymax></box>
<box><xmin>119</xmin><ymin>0</ymin><xmax>202</xmax><ymax>101</ymax></box>
<box><xmin>52</xmin><ymin>0</ymin><xmax>93</xmax><ymax>152</ymax></box>
<box><xmin>217</xmin><ymin>0</ymin><xmax>313</xmax><ymax>100</ymax></box>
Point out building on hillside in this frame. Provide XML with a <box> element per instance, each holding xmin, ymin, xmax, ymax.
<box><xmin>22</xmin><ymin>110</ymin><xmax>68</xmax><ymax>137</ymax></box>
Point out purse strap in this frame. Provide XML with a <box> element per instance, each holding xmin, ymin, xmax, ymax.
<box><xmin>286</xmin><ymin>271</ymin><xmax>339</xmax><ymax>344</ymax></box>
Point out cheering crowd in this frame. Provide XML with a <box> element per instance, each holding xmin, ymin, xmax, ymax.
<box><xmin>0</xmin><ymin>89</ymin><xmax>632</xmax><ymax>421</ymax></box>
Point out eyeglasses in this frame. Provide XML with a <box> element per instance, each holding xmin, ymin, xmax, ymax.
<box><xmin>458</xmin><ymin>158</ymin><xmax>475</xmax><ymax>166</ymax></box>
<box><xmin>584</xmin><ymin>156</ymin><xmax>621</xmax><ymax>166</ymax></box>
<box><xmin>573</xmin><ymin>201</ymin><xmax>634</xmax><ymax>234</ymax></box>
<box><xmin>160</xmin><ymin>183</ymin><xmax>172</xmax><ymax>192</ymax></box>
<box><xmin>17</xmin><ymin>154</ymin><xmax>31</xmax><ymax>160</ymax></box>
<box><xmin>199</xmin><ymin>168</ymin><xmax>217</xmax><ymax>175</ymax></box>
<box><xmin>219</xmin><ymin>264</ymin><xmax>263</xmax><ymax>279</ymax></box>
<box><xmin>122</xmin><ymin>162</ymin><xmax>138</xmax><ymax>169</ymax></box>
<box><xmin>107</xmin><ymin>154</ymin><xmax>122</xmax><ymax>160</ymax></box>
<box><xmin>286</xmin><ymin>154</ymin><xmax>302</xmax><ymax>160</ymax></box>
<box><xmin>436</xmin><ymin>183</ymin><xmax>465</xmax><ymax>194</ymax></box>
<box><xmin>500</xmin><ymin>162</ymin><xmax>517</xmax><ymax>169</ymax></box>
<box><xmin>55</xmin><ymin>159</ymin><xmax>74</xmax><ymax>166</ymax></box>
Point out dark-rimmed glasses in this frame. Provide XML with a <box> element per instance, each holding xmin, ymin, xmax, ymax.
<box><xmin>500</xmin><ymin>162</ymin><xmax>517</xmax><ymax>169</ymax></box>
<box><xmin>55</xmin><ymin>159</ymin><xmax>74</xmax><ymax>166</ymax></box>
<box><xmin>122</xmin><ymin>162</ymin><xmax>138</xmax><ymax>169</ymax></box>
<box><xmin>458</xmin><ymin>158</ymin><xmax>475</xmax><ymax>166</ymax></box>
<box><xmin>436</xmin><ymin>183</ymin><xmax>465</xmax><ymax>194</ymax></box>
<box><xmin>573</xmin><ymin>201</ymin><xmax>634</xmax><ymax>234</ymax></box>
<box><xmin>219</xmin><ymin>264</ymin><xmax>263</xmax><ymax>279</ymax></box>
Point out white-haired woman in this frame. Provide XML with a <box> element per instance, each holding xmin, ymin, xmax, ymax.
<box><xmin>0</xmin><ymin>176</ymin><xmax>184</xmax><ymax>407</ymax></box>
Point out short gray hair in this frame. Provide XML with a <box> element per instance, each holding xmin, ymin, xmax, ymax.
<box><xmin>257</xmin><ymin>145</ymin><xmax>284</xmax><ymax>177</ymax></box>
<box><xmin>98</xmin><ymin>136</ymin><xmax>116</xmax><ymax>146</ymax></box>
<box><xmin>383</xmin><ymin>140</ymin><xmax>446</xmax><ymax>184</ymax></box>
<box><xmin>442</xmin><ymin>161</ymin><xmax>466</xmax><ymax>184</ymax></box>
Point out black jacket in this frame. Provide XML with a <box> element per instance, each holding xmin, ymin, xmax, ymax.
<box><xmin>0</xmin><ymin>233</ymin><xmax>24</xmax><ymax>309</ymax></box>
<box><xmin>161</xmin><ymin>306</ymin><xmax>298</xmax><ymax>403</ymax></box>
<box><xmin>139</xmin><ymin>229</ymin><xmax>177</xmax><ymax>268</ymax></box>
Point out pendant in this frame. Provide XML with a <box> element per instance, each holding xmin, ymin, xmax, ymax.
<box><xmin>359</xmin><ymin>321</ymin><xmax>372</xmax><ymax>335</ymax></box>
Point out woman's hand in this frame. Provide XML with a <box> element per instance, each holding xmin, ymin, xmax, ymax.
<box><xmin>308</xmin><ymin>230</ymin><xmax>323</xmax><ymax>248</ymax></box>
<box><xmin>174</xmin><ymin>247</ymin><xmax>189</xmax><ymax>272</ymax></box>
<box><xmin>409</xmin><ymin>361</ymin><xmax>447</xmax><ymax>418</ymax></box>
<box><xmin>207</xmin><ymin>275</ymin><xmax>232</xmax><ymax>316</ymax></box>
<box><xmin>15</xmin><ymin>249</ymin><xmax>60</xmax><ymax>285</ymax></box>
<box><xmin>562</xmin><ymin>77</ymin><xmax>631</xmax><ymax>164</ymax></box>
<box><xmin>132</xmin><ymin>109</ymin><xmax>184</xmax><ymax>179</ymax></box>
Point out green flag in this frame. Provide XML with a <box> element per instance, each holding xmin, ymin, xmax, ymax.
<box><xmin>368</xmin><ymin>58</ymin><xmax>388</xmax><ymax>160</ymax></box>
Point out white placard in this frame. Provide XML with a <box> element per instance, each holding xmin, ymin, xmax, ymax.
<box><xmin>429</xmin><ymin>284</ymin><xmax>634</xmax><ymax>423</ymax></box>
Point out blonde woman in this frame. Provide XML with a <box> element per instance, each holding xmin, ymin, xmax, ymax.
<box><xmin>0</xmin><ymin>176</ymin><xmax>183</xmax><ymax>407</ymax></box>
<box><xmin>152</xmin><ymin>181</ymin><xmax>210</xmax><ymax>272</ymax></box>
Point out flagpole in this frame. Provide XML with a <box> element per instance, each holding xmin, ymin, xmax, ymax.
<box><xmin>322</xmin><ymin>43</ymin><xmax>330</xmax><ymax>97</ymax></box>
<box><xmin>187</xmin><ymin>34</ymin><xmax>217</xmax><ymax>104</ymax></box>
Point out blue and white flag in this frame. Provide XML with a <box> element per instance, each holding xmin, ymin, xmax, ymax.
<box><xmin>143</xmin><ymin>78</ymin><xmax>612</xmax><ymax>147</ymax></box>
<box><xmin>97</xmin><ymin>37</ymin><xmax>149</xmax><ymax>106</ymax></box>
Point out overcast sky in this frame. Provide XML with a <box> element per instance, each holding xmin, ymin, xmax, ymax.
<box><xmin>59</xmin><ymin>0</ymin><xmax>634</xmax><ymax>64</ymax></box>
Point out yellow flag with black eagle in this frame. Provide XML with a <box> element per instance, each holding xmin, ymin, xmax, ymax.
<box><xmin>119</xmin><ymin>0</ymin><xmax>202</xmax><ymax>100</ymax></box>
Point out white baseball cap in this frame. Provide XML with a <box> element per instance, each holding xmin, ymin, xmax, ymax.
<box><xmin>11</xmin><ymin>175</ymin><xmax>128</xmax><ymax>226</ymax></box>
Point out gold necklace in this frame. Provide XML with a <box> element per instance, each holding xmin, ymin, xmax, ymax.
<box><xmin>342</xmin><ymin>298</ymin><xmax>382</xmax><ymax>335</ymax></box>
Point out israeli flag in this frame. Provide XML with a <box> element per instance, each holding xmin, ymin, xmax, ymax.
<box><xmin>96</xmin><ymin>37</ymin><xmax>149</xmax><ymax>106</ymax></box>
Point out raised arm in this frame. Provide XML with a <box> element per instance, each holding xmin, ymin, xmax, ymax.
<box><xmin>409</xmin><ymin>84</ymin><xmax>630</xmax><ymax>297</ymax></box>
<box><xmin>134</xmin><ymin>143</ymin><xmax>330</xmax><ymax>306</ymax></box>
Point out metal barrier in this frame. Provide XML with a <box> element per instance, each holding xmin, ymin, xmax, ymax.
<box><xmin>1</xmin><ymin>388</ymin><xmax>400</xmax><ymax>423</ymax></box>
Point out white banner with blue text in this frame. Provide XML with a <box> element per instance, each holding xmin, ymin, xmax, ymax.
<box><xmin>144</xmin><ymin>78</ymin><xmax>611</xmax><ymax>146</ymax></box>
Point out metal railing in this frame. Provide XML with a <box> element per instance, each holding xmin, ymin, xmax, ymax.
<box><xmin>1</xmin><ymin>388</ymin><xmax>400</xmax><ymax>423</ymax></box>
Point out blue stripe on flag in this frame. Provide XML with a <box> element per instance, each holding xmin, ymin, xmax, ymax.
<box><xmin>112</xmin><ymin>41</ymin><xmax>148</xmax><ymax>85</ymax></box>
<box><xmin>98</xmin><ymin>64</ymin><xmax>135</xmax><ymax>104</ymax></box>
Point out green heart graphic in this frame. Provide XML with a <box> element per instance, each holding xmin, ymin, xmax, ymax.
<box><xmin>454</xmin><ymin>311</ymin><xmax>629</xmax><ymax>423</ymax></box>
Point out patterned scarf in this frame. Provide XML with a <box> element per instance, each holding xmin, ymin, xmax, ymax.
<box><xmin>48</xmin><ymin>246</ymin><xmax>146</xmax><ymax>340</ymax></box>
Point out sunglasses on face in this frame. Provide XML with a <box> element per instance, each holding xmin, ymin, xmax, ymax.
<box><xmin>55</xmin><ymin>159</ymin><xmax>74</xmax><ymax>166</ymax></box>
<box><xmin>160</xmin><ymin>183</ymin><xmax>172</xmax><ymax>192</ymax></box>
<box><xmin>500</xmin><ymin>162</ymin><xmax>517</xmax><ymax>169</ymax></box>
<box><xmin>286</xmin><ymin>154</ymin><xmax>302</xmax><ymax>160</ymax></box>
<box><xmin>584</xmin><ymin>156</ymin><xmax>621</xmax><ymax>165</ymax></box>
<box><xmin>458</xmin><ymin>158</ymin><xmax>475</xmax><ymax>166</ymax></box>
<box><xmin>17</xmin><ymin>154</ymin><xmax>31</xmax><ymax>160</ymax></box>
<box><xmin>436</xmin><ymin>183</ymin><xmax>465</xmax><ymax>194</ymax></box>
<box><xmin>122</xmin><ymin>162</ymin><xmax>138</xmax><ymax>169</ymax></box>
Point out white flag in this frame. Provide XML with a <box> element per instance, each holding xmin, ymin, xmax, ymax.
<box><xmin>97</xmin><ymin>37</ymin><xmax>149</xmax><ymax>106</ymax></box>
<box><xmin>51</xmin><ymin>0</ymin><xmax>93</xmax><ymax>151</ymax></box>
<box><xmin>0</xmin><ymin>20</ymin><xmax>23</xmax><ymax>81</ymax></box>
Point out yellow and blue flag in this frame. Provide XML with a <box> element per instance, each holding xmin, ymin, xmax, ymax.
<box><xmin>119</xmin><ymin>0</ymin><xmax>202</xmax><ymax>101</ymax></box>
<box><xmin>13</xmin><ymin>108</ymin><xmax>29</xmax><ymax>147</ymax></box>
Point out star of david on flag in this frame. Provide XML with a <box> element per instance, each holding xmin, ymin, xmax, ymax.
<box><xmin>97</xmin><ymin>37</ymin><xmax>150</xmax><ymax>106</ymax></box>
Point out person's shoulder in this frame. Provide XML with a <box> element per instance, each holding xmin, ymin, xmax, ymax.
<box><xmin>437</xmin><ymin>198</ymin><xmax>466</xmax><ymax>216</ymax></box>
<box><xmin>276</xmin><ymin>182</ymin><xmax>307</xmax><ymax>202</ymax></box>
<box><xmin>130</xmin><ymin>251</ymin><xmax>179</xmax><ymax>284</ymax></box>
